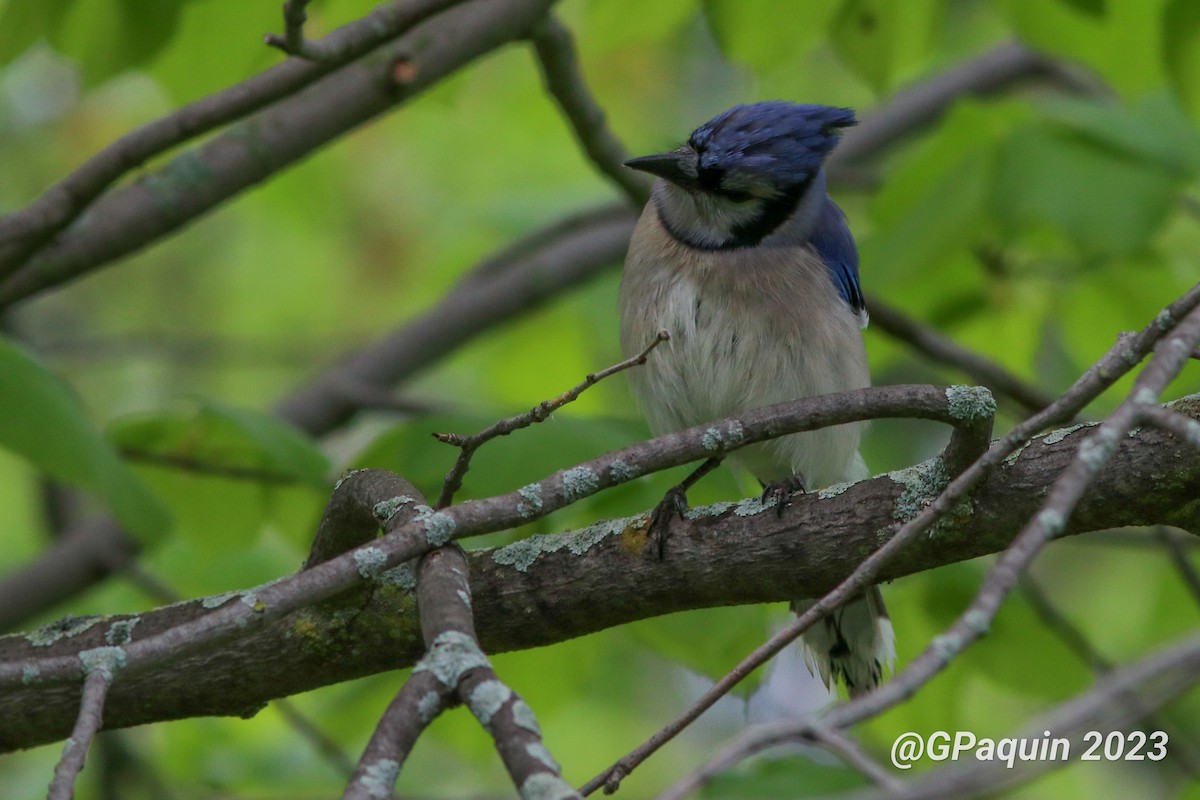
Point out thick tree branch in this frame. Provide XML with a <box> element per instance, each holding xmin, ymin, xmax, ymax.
<box><xmin>0</xmin><ymin>392</ymin><xmax>1196</xmax><ymax>753</ymax></box>
<box><xmin>0</xmin><ymin>0</ymin><xmax>558</xmax><ymax>308</ymax></box>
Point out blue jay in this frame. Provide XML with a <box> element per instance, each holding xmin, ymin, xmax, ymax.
<box><xmin>618</xmin><ymin>101</ymin><xmax>893</xmax><ymax>697</ymax></box>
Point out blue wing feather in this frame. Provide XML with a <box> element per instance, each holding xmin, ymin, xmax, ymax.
<box><xmin>809</xmin><ymin>197</ymin><xmax>865</xmax><ymax>320</ymax></box>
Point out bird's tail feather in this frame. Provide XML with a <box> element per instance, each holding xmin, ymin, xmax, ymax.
<box><xmin>793</xmin><ymin>586</ymin><xmax>894</xmax><ymax>698</ymax></box>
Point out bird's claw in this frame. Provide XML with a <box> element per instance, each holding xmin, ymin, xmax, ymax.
<box><xmin>762</xmin><ymin>474</ymin><xmax>807</xmax><ymax>517</ymax></box>
<box><xmin>648</xmin><ymin>485</ymin><xmax>689</xmax><ymax>558</ymax></box>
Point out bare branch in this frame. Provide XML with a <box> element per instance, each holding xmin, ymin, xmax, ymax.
<box><xmin>0</xmin><ymin>0</ymin><xmax>560</xmax><ymax>308</ymax></box>
<box><xmin>1155</xmin><ymin>527</ymin><xmax>1200</xmax><ymax>611</ymax></box>
<box><xmin>828</xmin><ymin>41</ymin><xmax>1092</xmax><ymax>171</ymax></box>
<box><xmin>583</xmin><ymin>284</ymin><xmax>1200</xmax><ymax>795</ymax></box>
<box><xmin>47</xmin><ymin>655</ymin><xmax>119</xmax><ymax>800</ymax></box>
<box><xmin>866</xmin><ymin>295</ymin><xmax>1059</xmax><ymax>417</ymax></box>
<box><xmin>656</xmin><ymin>722</ymin><xmax>901</xmax><ymax>800</ymax></box>
<box><xmin>432</xmin><ymin>329</ymin><xmax>668</xmax><ymax>507</ymax></box>
<box><xmin>529</xmin><ymin>15</ymin><xmax>650</xmax><ymax>205</ymax></box>
<box><xmin>275</xmin><ymin>204</ymin><xmax>636</xmax><ymax>434</ymax></box>
<box><xmin>830</xmin><ymin>631</ymin><xmax>1200</xmax><ymax>800</ymax></box>
<box><xmin>265</xmin><ymin>0</ymin><xmax>316</xmax><ymax>57</ymax></box>
<box><xmin>1</xmin><ymin>400</ymin><xmax>1196</xmax><ymax>752</ymax></box>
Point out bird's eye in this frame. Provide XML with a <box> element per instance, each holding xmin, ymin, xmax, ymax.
<box><xmin>697</xmin><ymin>165</ymin><xmax>724</xmax><ymax>191</ymax></box>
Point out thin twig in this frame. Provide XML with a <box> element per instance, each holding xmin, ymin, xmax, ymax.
<box><xmin>529</xmin><ymin>15</ymin><xmax>650</xmax><ymax>205</ymax></box>
<box><xmin>581</xmin><ymin>284</ymin><xmax>1200</xmax><ymax>795</ymax></box>
<box><xmin>0</xmin><ymin>0</ymin><xmax>539</xmax><ymax>302</ymax></box>
<box><xmin>265</xmin><ymin>0</ymin><xmax>315</xmax><ymax>57</ymax></box>
<box><xmin>866</xmin><ymin>296</ymin><xmax>1059</xmax><ymax>417</ymax></box>
<box><xmin>1155</xmin><ymin>527</ymin><xmax>1200</xmax><ymax>612</ymax></box>
<box><xmin>1020</xmin><ymin>574</ymin><xmax>1200</xmax><ymax>775</ymax></box>
<box><xmin>48</xmin><ymin>664</ymin><xmax>116</xmax><ymax>800</ymax></box>
<box><xmin>432</xmin><ymin>329</ymin><xmax>668</xmax><ymax>508</ymax></box>
<box><xmin>119</xmin><ymin>448</ymin><xmax>307</xmax><ymax>485</ymax></box>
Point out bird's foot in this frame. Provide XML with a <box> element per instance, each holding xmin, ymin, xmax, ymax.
<box><xmin>646</xmin><ymin>457</ymin><xmax>723</xmax><ymax>558</ymax></box>
<box><xmin>761</xmin><ymin>473</ymin><xmax>808</xmax><ymax>517</ymax></box>
<box><xmin>648</xmin><ymin>486</ymin><xmax>689</xmax><ymax>559</ymax></box>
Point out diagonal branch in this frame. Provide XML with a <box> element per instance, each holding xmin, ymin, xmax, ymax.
<box><xmin>866</xmin><ymin>295</ymin><xmax>1059</xmax><ymax>417</ymax></box>
<box><xmin>529</xmin><ymin>15</ymin><xmax>650</xmax><ymax>205</ymax></box>
<box><xmin>0</xmin><ymin>0</ymin><xmax>559</xmax><ymax>308</ymax></box>
<box><xmin>2</xmin><ymin>390</ymin><xmax>1197</xmax><ymax>752</ymax></box>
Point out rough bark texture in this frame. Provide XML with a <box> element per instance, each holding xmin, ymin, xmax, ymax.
<box><xmin>1</xmin><ymin>403</ymin><xmax>1198</xmax><ymax>753</ymax></box>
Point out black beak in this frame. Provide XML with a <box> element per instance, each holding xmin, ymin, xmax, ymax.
<box><xmin>624</xmin><ymin>151</ymin><xmax>695</xmax><ymax>188</ymax></box>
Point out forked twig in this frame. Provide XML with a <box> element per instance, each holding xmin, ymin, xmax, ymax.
<box><xmin>432</xmin><ymin>330</ymin><xmax>669</xmax><ymax>508</ymax></box>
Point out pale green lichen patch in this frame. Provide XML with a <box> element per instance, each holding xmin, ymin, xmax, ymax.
<box><xmin>1157</xmin><ymin>309</ymin><xmax>1174</xmax><ymax>330</ymax></box>
<box><xmin>354</xmin><ymin>546</ymin><xmax>388</xmax><ymax>578</ymax></box>
<box><xmin>701</xmin><ymin>427</ymin><xmax>724</xmax><ymax>451</ymax></box>
<box><xmin>1037</xmin><ymin>508</ymin><xmax>1066</xmax><ymax>536</ymax></box>
<box><xmin>608</xmin><ymin>459</ymin><xmax>639</xmax><ymax>483</ymax></box>
<box><xmin>519</xmin><ymin>773</ymin><xmax>578</xmax><ymax>800</ymax></box>
<box><xmin>817</xmin><ymin>481</ymin><xmax>854</xmax><ymax>500</ymax></box>
<box><xmin>373</xmin><ymin>495</ymin><xmax>416</xmax><ymax>524</ymax></box>
<box><xmin>456</xmin><ymin>589</ymin><xmax>471</xmax><ymax>608</ymax></box>
<box><xmin>415</xmin><ymin>631</ymin><xmax>489</xmax><ymax>687</ymax></box>
<box><xmin>734</xmin><ymin>494</ymin><xmax>777</xmax><ymax>517</ymax></box>
<box><xmin>888</xmin><ymin>458</ymin><xmax>962</xmax><ymax>535</ymax></box>
<box><xmin>201</xmin><ymin>592</ymin><xmax>238</xmax><ymax>609</ymax></box>
<box><xmin>511</xmin><ymin>698</ymin><xmax>542</xmax><ymax>736</ymax></box>
<box><xmin>945</xmin><ymin>385</ymin><xmax>996</xmax><ymax>422</ymax></box>
<box><xmin>517</xmin><ymin>483</ymin><xmax>544</xmax><ymax>518</ymax></box>
<box><xmin>27</xmin><ymin>615</ymin><xmax>101</xmax><ymax>647</ymax></box>
<box><xmin>1133</xmin><ymin>387</ymin><xmax>1159</xmax><ymax>405</ymax></box>
<box><xmin>22</xmin><ymin>665</ymin><xmax>40</xmax><ymax>685</ymax></box>
<box><xmin>80</xmin><ymin>646</ymin><xmax>126</xmax><ymax>681</ymax></box>
<box><xmin>526</xmin><ymin>742</ymin><xmax>561</xmax><ymax>771</ymax></box>
<box><xmin>468</xmin><ymin>679</ymin><xmax>511</xmax><ymax>727</ymax></box>
<box><xmin>491</xmin><ymin>517</ymin><xmax>630</xmax><ymax>572</ymax></box>
<box><xmin>104</xmin><ymin>618</ymin><xmax>140</xmax><ymax>646</ymax></box>
<box><xmin>1041</xmin><ymin>423</ymin><xmax>1094</xmax><ymax>446</ymax></box>
<box><xmin>416</xmin><ymin>506</ymin><xmax>456</xmax><ymax>546</ymax></box>
<box><xmin>332</xmin><ymin>468</ymin><xmax>366</xmax><ymax>491</ymax></box>
<box><xmin>561</xmin><ymin>466</ymin><xmax>599</xmax><ymax>502</ymax></box>
<box><xmin>359</xmin><ymin>758</ymin><xmax>400</xmax><ymax>799</ymax></box>
<box><xmin>963</xmin><ymin>609</ymin><xmax>991</xmax><ymax>635</ymax></box>
<box><xmin>417</xmin><ymin>690</ymin><xmax>442</xmax><ymax>724</ymax></box>
<box><xmin>1078</xmin><ymin>426</ymin><xmax>1119</xmax><ymax>471</ymax></box>
<box><xmin>1002</xmin><ymin>441</ymin><xmax>1030</xmax><ymax>466</ymax></box>
<box><xmin>683</xmin><ymin>500</ymin><xmax>735</xmax><ymax>519</ymax></box>
<box><xmin>379</xmin><ymin>562</ymin><xmax>417</xmax><ymax>592</ymax></box>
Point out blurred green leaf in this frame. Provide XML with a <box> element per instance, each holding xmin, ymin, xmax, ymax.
<box><xmin>702</xmin><ymin>755</ymin><xmax>869</xmax><ymax>797</ymax></box>
<box><xmin>991</xmin><ymin>122</ymin><xmax>1180</xmax><ymax>259</ymax></box>
<box><xmin>0</xmin><ymin>335</ymin><xmax>170</xmax><ymax>541</ymax></box>
<box><xmin>45</xmin><ymin>0</ymin><xmax>187</xmax><ymax>86</ymax></box>
<box><xmin>1058</xmin><ymin>0</ymin><xmax>1107</xmax><ymax>17</ymax></box>
<box><xmin>111</xmin><ymin>399</ymin><xmax>330</xmax><ymax>487</ymax></box>
<box><xmin>1164</xmin><ymin>0</ymin><xmax>1200</xmax><ymax>120</ymax></box>
<box><xmin>1037</xmin><ymin>94</ymin><xmax>1200</xmax><ymax>175</ymax></box>
<box><xmin>830</xmin><ymin>0</ymin><xmax>945</xmax><ymax>93</ymax></box>
<box><xmin>582</xmin><ymin>0</ymin><xmax>697</xmax><ymax>50</ymax></box>
<box><xmin>0</xmin><ymin>2</ymin><xmax>74</xmax><ymax>65</ymax></box>
<box><xmin>702</xmin><ymin>0</ymin><xmax>840</xmax><ymax>71</ymax></box>
<box><xmin>995</xmin><ymin>0</ymin><xmax>1163</xmax><ymax>99</ymax></box>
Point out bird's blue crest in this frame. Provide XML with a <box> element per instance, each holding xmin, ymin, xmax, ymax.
<box><xmin>687</xmin><ymin>102</ymin><xmax>856</xmax><ymax>185</ymax></box>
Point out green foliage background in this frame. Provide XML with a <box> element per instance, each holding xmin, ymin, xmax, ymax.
<box><xmin>1</xmin><ymin>0</ymin><xmax>1199</xmax><ymax>797</ymax></box>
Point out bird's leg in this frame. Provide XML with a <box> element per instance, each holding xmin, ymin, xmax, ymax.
<box><xmin>761</xmin><ymin>472</ymin><xmax>808</xmax><ymax>518</ymax></box>
<box><xmin>649</xmin><ymin>457</ymin><xmax>723</xmax><ymax>557</ymax></box>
